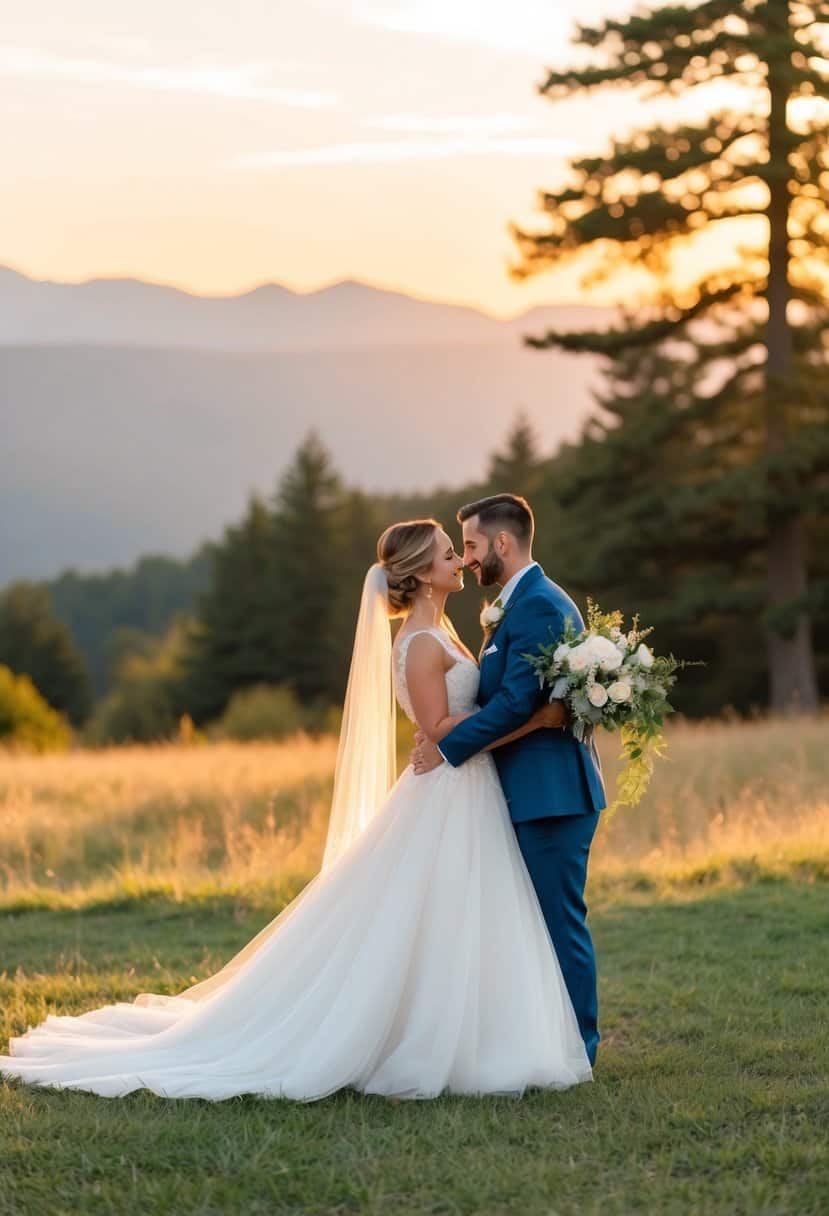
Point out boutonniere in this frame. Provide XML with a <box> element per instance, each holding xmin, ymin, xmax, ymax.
<box><xmin>480</xmin><ymin>599</ymin><xmax>505</xmax><ymax>631</ymax></box>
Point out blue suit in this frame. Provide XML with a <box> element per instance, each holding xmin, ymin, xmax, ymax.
<box><xmin>440</xmin><ymin>565</ymin><xmax>605</xmax><ymax>1064</ymax></box>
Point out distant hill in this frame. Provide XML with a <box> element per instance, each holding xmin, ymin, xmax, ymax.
<box><xmin>0</xmin><ymin>266</ymin><xmax>613</xmax><ymax>584</ymax></box>
<box><xmin>0</xmin><ymin>265</ymin><xmax>610</xmax><ymax>351</ymax></box>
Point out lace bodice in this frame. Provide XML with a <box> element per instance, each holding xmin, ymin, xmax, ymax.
<box><xmin>394</xmin><ymin>628</ymin><xmax>480</xmax><ymax>724</ymax></box>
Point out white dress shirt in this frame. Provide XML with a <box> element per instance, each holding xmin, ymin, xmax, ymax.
<box><xmin>495</xmin><ymin>561</ymin><xmax>539</xmax><ymax>609</ymax></box>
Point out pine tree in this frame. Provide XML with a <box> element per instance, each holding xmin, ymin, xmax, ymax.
<box><xmin>182</xmin><ymin>435</ymin><xmax>374</xmax><ymax>720</ymax></box>
<box><xmin>514</xmin><ymin>0</ymin><xmax>829</xmax><ymax>711</ymax></box>
<box><xmin>534</xmin><ymin>338</ymin><xmax>780</xmax><ymax>713</ymax></box>
<box><xmin>271</xmin><ymin>432</ymin><xmax>347</xmax><ymax>704</ymax></box>
<box><xmin>487</xmin><ymin>410</ymin><xmax>545</xmax><ymax>497</ymax></box>
<box><xmin>327</xmin><ymin>488</ymin><xmax>389</xmax><ymax>697</ymax></box>
<box><xmin>0</xmin><ymin>583</ymin><xmax>92</xmax><ymax>724</ymax></box>
<box><xmin>183</xmin><ymin>495</ymin><xmax>280</xmax><ymax>721</ymax></box>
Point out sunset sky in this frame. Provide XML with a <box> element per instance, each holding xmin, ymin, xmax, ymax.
<box><xmin>4</xmin><ymin>0</ymin><xmax>757</xmax><ymax>316</ymax></box>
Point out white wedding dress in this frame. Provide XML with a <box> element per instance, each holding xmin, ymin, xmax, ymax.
<box><xmin>1</xmin><ymin>627</ymin><xmax>591</xmax><ymax>1100</ymax></box>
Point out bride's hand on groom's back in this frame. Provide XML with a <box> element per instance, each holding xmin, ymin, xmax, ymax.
<box><xmin>411</xmin><ymin>731</ymin><xmax>443</xmax><ymax>776</ymax></box>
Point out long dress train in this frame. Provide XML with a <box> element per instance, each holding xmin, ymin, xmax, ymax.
<box><xmin>0</xmin><ymin>628</ymin><xmax>591</xmax><ymax>1099</ymax></box>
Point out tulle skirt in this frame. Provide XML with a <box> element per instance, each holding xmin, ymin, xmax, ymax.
<box><xmin>1</xmin><ymin>754</ymin><xmax>591</xmax><ymax>1100</ymax></box>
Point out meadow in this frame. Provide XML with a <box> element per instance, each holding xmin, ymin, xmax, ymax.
<box><xmin>1</xmin><ymin>717</ymin><xmax>827</xmax><ymax>1214</ymax></box>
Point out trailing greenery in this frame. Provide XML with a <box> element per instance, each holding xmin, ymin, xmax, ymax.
<box><xmin>525</xmin><ymin>602</ymin><xmax>693</xmax><ymax>815</ymax></box>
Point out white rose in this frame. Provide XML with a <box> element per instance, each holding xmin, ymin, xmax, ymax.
<box><xmin>587</xmin><ymin>683</ymin><xmax>609</xmax><ymax>707</ymax></box>
<box><xmin>607</xmin><ymin>679</ymin><xmax>633</xmax><ymax>703</ymax></box>
<box><xmin>586</xmin><ymin>635</ymin><xmax>624</xmax><ymax>672</ymax></box>
<box><xmin>480</xmin><ymin>603</ymin><xmax>504</xmax><ymax>629</ymax></box>
<box><xmin>553</xmin><ymin>643</ymin><xmax>570</xmax><ymax>664</ymax></box>
<box><xmin>635</xmin><ymin>643</ymin><xmax>654</xmax><ymax>668</ymax></box>
<box><xmin>567</xmin><ymin>649</ymin><xmax>589</xmax><ymax>673</ymax></box>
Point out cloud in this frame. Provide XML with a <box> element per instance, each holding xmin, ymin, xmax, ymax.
<box><xmin>231</xmin><ymin>134</ymin><xmax>578</xmax><ymax>169</ymax></box>
<box><xmin>0</xmin><ymin>47</ymin><xmax>338</xmax><ymax>109</ymax></box>
<box><xmin>366</xmin><ymin>114</ymin><xmax>545</xmax><ymax>135</ymax></box>
<box><xmin>346</xmin><ymin>0</ymin><xmax>571</xmax><ymax>56</ymax></box>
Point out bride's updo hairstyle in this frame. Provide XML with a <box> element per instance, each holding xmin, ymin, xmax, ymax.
<box><xmin>377</xmin><ymin>519</ymin><xmax>440</xmax><ymax>616</ymax></box>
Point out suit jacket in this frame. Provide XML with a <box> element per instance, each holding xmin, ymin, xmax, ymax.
<box><xmin>440</xmin><ymin>565</ymin><xmax>606</xmax><ymax>822</ymax></box>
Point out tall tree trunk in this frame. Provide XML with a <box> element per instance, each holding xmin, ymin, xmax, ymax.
<box><xmin>764</xmin><ymin>0</ymin><xmax>819</xmax><ymax>712</ymax></box>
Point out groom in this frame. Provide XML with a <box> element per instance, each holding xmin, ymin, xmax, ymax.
<box><xmin>412</xmin><ymin>493</ymin><xmax>606</xmax><ymax>1066</ymax></box>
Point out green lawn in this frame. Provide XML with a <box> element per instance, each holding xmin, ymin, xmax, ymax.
<box><xmin>1</xmin><ymin>876</ymin><xmax>827</xmax><ymax>1215</ymax></box>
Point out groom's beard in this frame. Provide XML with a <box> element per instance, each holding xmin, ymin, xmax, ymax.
<box><xmin>478</xmin><ymin>542</ymin><xmax>505</xmax><ymax>587</ymax></box>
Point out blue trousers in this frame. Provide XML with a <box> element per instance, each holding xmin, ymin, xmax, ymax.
<box><xmin>514</xmin><ymin>812</ymin><xmax>600</xmax><ymax>1066</ymax></box>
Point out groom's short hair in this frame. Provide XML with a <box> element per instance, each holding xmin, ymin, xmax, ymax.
<box><xmin>457</xmin><ymin>494</ymin><xmax>534</xmax><ymax>548</ymax></box>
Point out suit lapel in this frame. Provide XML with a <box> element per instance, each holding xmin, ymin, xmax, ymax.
<box><xmin>478</xmin><ymin>564</ymin><xmax>544</xmax><ymax>658</ymax></box>
<box><xmin>503</xmin><ymin>563</ymin><xmax>544</xmax><ymax>613</ymax></box>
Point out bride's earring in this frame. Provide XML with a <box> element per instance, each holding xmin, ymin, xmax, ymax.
<box><xmin>426</xmin><ymin>583</ymin><xmax>433</xmax><ymax>599</ymax></box>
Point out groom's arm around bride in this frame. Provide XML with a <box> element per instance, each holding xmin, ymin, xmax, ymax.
<box><xmin>439</xmin><ymin>590</ymin><xmax>567</xmax><ymax>768</ymax></box>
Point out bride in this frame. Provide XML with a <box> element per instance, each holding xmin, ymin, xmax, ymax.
<box><xmin>1</xmin><ymin>519</ymin><xmax>592</xmax><ymax>1100</ymax></box>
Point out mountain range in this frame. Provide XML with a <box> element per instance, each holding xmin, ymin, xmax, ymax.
<box><xmin>1</xmin><ymin>265</ymin><xmax>612</xmax><ymax>584</ymax></box>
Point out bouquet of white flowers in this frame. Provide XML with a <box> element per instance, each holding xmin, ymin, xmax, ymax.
<box><xmin>525</xmin><ymin>601</ymin><xmax>693</xmax><ymax>815</ymax></box>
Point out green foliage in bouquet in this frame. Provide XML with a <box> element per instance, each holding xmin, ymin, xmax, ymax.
<box><xmin>526</xmin><ymin>601</ymin><xmax>696</xmax><ymax>817</ymax></box>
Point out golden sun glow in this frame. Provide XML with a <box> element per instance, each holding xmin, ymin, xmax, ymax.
<box><xmin>2</xmin><ymin>2</ymin><xmax>821</xmax><ymax>313</ymax></box>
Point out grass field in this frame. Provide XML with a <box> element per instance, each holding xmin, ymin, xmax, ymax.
<box><xmin>1</xmin><ymin>717</ymin><xmax>828</xmax><ymax>1214</ymax></box>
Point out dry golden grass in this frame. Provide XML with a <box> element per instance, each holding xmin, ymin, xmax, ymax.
<box><xmin>0</xmin><ymin>715</ymin><xmax>826</xmax><ymax>907</ymax></box>
<box><xmin>0</xmin><ymin>737</ymin><xmax>338</xmax><ymax>904</ymax></box>
<box><xmin>592</xmin><ymin>714</ymin><xmax>828</xmax><ymax>885</ymax></box>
